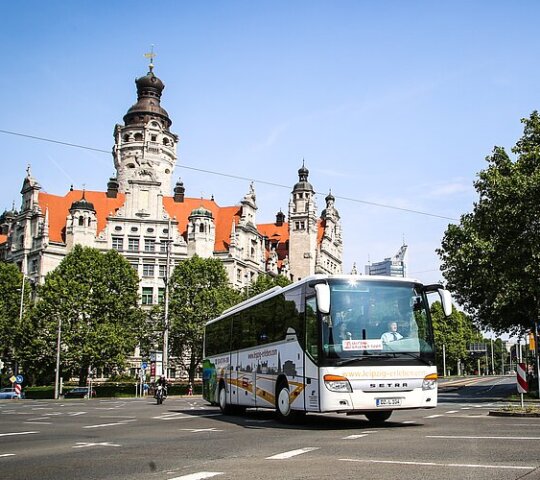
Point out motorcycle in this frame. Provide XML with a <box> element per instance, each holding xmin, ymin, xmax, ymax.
<box><xmin>155</xmin><ymin>385</ymin><xmax>166</xmax><ymax>405</ymax></box>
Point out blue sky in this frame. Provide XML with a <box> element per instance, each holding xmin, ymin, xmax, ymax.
<box><xmin>2</xmin><ymin>1</ymin><xmax>539</xmax><ymax>285</ymax></box>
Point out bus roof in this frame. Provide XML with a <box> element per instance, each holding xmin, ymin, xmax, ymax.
<box><xmin>206</xmin><ymin>274</ymin><xmax>428</xmax><ymax>326</ymax></box>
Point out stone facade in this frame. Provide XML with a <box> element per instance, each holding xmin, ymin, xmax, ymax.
<box><xmin>0</xmin><ymin>65</ymin><xmax>343</xmax><ymax>300</ymax></box>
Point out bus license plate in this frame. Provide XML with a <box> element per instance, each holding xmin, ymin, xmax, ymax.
<box><xmin>376</xmin><ymin>398</ymin><xmax>402</xmax><ymax>407</ymax></box>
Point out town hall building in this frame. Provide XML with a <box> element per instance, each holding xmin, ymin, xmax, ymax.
<box><xmin>0</xmin><ymin>61</ymin><xmax>343</xmax><ymax>303</ymax></box>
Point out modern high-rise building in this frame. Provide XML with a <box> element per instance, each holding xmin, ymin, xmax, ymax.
<box><xmin>365</xmin><ymin>244</ymin><xmax>408</xmax><ymax>278</ymax></box>
<box><xmin>0</xmin><ymin>62</ymin><xmax>343</xmax><ymax>300</ymax></box>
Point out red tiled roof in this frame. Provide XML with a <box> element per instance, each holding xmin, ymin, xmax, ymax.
<box><xmin>163</xmin><ymin>197</ymin><xmax>241</xmax><ymax>252</ymax></box>
<box><xmin>36</xmin><ymin>190</ymin><xmax>325</xmax><ymax>258</ymax></box>
<box><xmin>38</xmin><ymin>190</ymin><xmax>125</xmax><ymax>243</ymax></box>
<box><xmin>0</xmin><ymin>234</ymin><xmax>7</xmax><ymax>245</ymax></box>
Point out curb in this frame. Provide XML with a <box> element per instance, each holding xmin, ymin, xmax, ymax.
<box><xmin>488</xmin><ymin>410</ymin><xmax>540</xmax><ymax>417</ymax></box>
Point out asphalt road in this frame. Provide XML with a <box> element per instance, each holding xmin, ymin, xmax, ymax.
<box><xmin>1</xmin><ymin>375</ymin><xmax>539</xmax><ymax>480</ymax></box>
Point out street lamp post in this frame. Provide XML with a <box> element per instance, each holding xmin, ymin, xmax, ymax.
<box><xmin>54</xmin><ymin>316</ymin><xmax>62</xmax><ymax>399</ymax></box>
<box><xmin>162</xmin><ymin>223</ymin><xmax>172</xmax><ymax>378</ymax></box>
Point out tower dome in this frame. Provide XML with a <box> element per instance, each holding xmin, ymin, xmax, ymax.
<box><xmin>70</xmin><ymin>192</ymin><xmax>95</xmax><ymax>212</ymax></box>
<box><xmin>123</xmin><ymin>65</ymin><xmax>171</xmax><ymax>129</ymax></box>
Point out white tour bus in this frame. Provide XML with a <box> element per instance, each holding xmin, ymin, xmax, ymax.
<box><xmin>202</xmin><ymin>274</ymin><xmax>452</xmax><ymax>423</ymax></box>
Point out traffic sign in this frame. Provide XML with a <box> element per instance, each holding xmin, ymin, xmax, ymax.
<box><xmin>14</xmin><ymin>384</ymin><xmax>21</xmax><ymax>396</ymax></box>
<box><xmin>517</xmin><ymin>363</ymin><xmax>528</xmax><ymax>393</ymax></box>
<box><xmin>15</xmin><ymin>375</ymin><xmax>24</xmax><ymax>384</ymax></box>
<box><xmin>9</xmin><ymin>375</ymin><xmax>16</xmax><ymax>384</ymax></box>
<box><xmin>141</xmin><ymin>362</ymin><xmax>148</xmax><ymax>370</ymax></box>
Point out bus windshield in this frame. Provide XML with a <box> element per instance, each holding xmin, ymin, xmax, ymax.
<box><xmin>321</xmin><ymin>279</ymin><xmax>435</xmax><ymax>362</ymax></box>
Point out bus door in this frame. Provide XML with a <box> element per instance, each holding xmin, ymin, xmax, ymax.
<box><xmin>304</xmin><ymin>294</ymin><xmax>321</xmax><ymax>412</ymax></box>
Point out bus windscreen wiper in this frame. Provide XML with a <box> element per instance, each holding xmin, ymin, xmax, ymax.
<box><xmin>336</xmin><ymin>354</ymin><xmax>394</xmax><ymax>366</ymax></box>
<box><xmin>393</xmin><ymin>351</ymin><xmax>433</xmax><ymax>366</ymax></box>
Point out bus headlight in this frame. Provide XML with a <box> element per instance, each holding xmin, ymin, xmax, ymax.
<box><xmin>422</xmin><ymin>373</ymin><xmax>438</xmax><ymax>390</ymax></box>
<box><xmin>324</xmin><ymin>374</ymin><xmax>352</xmax><ymax>393</ymax></box>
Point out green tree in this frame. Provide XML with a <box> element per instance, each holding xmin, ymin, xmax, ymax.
<box><xmin>430</xmin><ymin>301</ymin><xmax>483</xmax><ymax>375</ymax></box>
<box><xmin>23</xmin><ymin>245</ymin><xmax>144</xmax><ymax>384</ymax></box>
<box><xmin>168</xmin><ymin>255</ymin><xmax>239</xmax><ymax>383</ymax></box>
<box><xmin>438</xmin><ymin>111</ymin><xmax>540</xmax><ymax>334</ymax></box>
<box><xmin>0</xmin><ymin>262</ymin><xmax>31</xmax><ymax>375</ymax></box>
<box><xmin>243</xmin><ymin>273</ymin><xmax>291</xmax><ymax>299</ymax></box>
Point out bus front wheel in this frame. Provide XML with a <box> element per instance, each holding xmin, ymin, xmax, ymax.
<box><xmin>365</xmin><ymin>411</ymin><xmax>392</xmax><ymax>423</ymax></box>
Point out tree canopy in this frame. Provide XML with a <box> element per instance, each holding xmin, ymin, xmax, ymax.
<box><xmin>0</xmin><ymin>262</ymin><xmax>31</xmax><ymax>371</ymax></box>
<box><xmin>168</xmin><ymin>255</ymin><xmax>239</xmax><ymax>383</ymax></box>
<box><xmin>243</xmin><ymin>273</ymin><xmax>291</xmax><ymax>299</ymax></box>
<box><xmin>21</xmin><ymin>245</ymin><xmax>144</xmax><ymax>384</ymax></box>
<box><xmin>438</xmin><ymin>111</ymin><xmax>540</xmax><ymax>334</ymax></box>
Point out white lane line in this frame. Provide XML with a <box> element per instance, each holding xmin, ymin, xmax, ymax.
<box><xmin>427</xmin><ymin>435</ymin><xmax>540</xmax><ymax>440</ymax></box>
<box><xmin>340</xmin><ymin>458</ymin><xmax>534</xmax><ymax>470</ymax></box>
<box><xmin>179</xmin><ymin>428</ymin><xmax>223</xmax><ymax>433</ymax></box>
<box><xmin>343</xmin><ymin>434</ymin><xmax>368</xmax><ymax>440</ymax></box>
<box><xmin>168</xmin><ymin>473</ymin><xmax>223</xmax><ymax>480</ymax></box>
<box><xmin>73</xmin><ymin>442</ymin><xmax>121</xmax><ymax>448</ymax></box>
<box><xmin>0</xmin><ymin>454</ymin><xmax>16</xmax><ymax>458</ymax></box>
<box><xmin>24</xmin><ymin>422</ymin><xmax>51</xmax><ymax>425</ymax></box>
<box><xmin>83</xmin><ymin>419</ymin><xmax>136</xmax><ymax>429</ymax></box>
<box><xmin>424</xmin><ymin>414</ymin><xmax>443</xmax><ymax>418</ymax></box>
<box><xmin>0</xmin><ymin>431</ymin><xmax>39</xmax><ymax>437</ymax></box>
<box><xmin>266</xmin><ymin>447</ymin><xmax>319</xmax><ymax>460</ymax></box>
<box><xmin>445</xmin><ymin>410</ymin><xmax>458</xmax><ymax>414</ymax></box>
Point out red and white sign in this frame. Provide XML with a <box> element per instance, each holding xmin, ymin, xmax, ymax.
<box><xmin>14</xmin><ymin>384</ymin><xmax>22</xmax><ymax>396</ymax></box>
<box><xmin>517</xmin><ymin>363</ymin><xmax>528</xmax><ymax>393</ymax></box>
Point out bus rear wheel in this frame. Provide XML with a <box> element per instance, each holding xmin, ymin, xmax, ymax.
<box><xmin>275</xmin><ymin>382</ymin><xmax>305</xmax><ymax>423</ymax></box>
<box><xmin>365</xmin><ymin>411</ymin><xmax>392</xmax><ymax>423</ymax></box>
<box><xmin>219</xmin><ymin>384</ymin><xmax>233</xmax><ymax>415</ymax></box>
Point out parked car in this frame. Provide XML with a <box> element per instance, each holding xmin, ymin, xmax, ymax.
<box><xmin>0</xmin><ymin>387</ymin><xmax>24</xmax><ymax>399</ymax></box>
<box><xmin>63</xmin><ymin>387</ymin><xmax>96</xmax><ymax>399</ymax></box>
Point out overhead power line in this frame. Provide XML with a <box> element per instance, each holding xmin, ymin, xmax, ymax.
<box><xmin>0</xmin><ymin>128</ymin><xmax>458</xmax><ymax>221</ymax></box>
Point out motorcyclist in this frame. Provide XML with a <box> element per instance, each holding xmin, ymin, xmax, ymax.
<box><xmin>156</xmin><ymin>375</ymin><xmax>168</xmax><ymax>398</ymax></box>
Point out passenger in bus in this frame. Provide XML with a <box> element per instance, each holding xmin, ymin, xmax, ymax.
<box><xmin>381</xmin><ymin>321</ymin><xmax>403</xmax><ymax>344</ymax></box>
<box><xmin>337</xmin><ymin>321</ymin><xmax>353</xmax><ymax>341</ymax></box>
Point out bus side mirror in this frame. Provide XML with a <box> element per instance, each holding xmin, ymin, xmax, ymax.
<box><xmin>439</xmin><ymin>289</ymin><xmax>453</xmax><ymax>317</ymax></box>
<box><xmin>315</xmin><ymin>283</ymin><xmax>330</xmax><ymax>314</ymax></box>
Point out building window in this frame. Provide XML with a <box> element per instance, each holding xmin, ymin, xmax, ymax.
<box><xmin>128</xmin><ymin>238</ymin><xmax>139</xmax><ymax>252</ymax></box>
<box><xmin>159</xmin><ymin>264</ymin><xmax>167</xmax><ymax>278</ymax></box>
<box><xmin>143</xmin><ymin>264</ymin><xmax>155</xmax><ymax>277</ymax></box>
<box><xmin>158</xmin><ymin>288</ymin><xmax>165</xmax><ymax>304</ymax></box>
<box><xmin>30</xmin><ymin>259</ymin><xmax>38</xmax><ymax>274</ymax></box>
<box><xmin>144</xmin><ymin>238</ymin><xmax>155</xmax><ymax>252</ymax></box>
<box><xmin>112</xmin><ymin>237</ymin><xmax>123</xmax><ymax>251</ymax></box>
<box><xmin>130</xmin><ymin>263</ymin><xmax>139</xmax><ymax>273</ymax></box>
<box><xmin>294</xmin><ymin>221</ymin><xmax>305</xmax><ymax>231</ymax></box>
<box><xmin>142</xmin><ymin>287</ymin><xmax>153</xmax><ymax>305</ymax></box>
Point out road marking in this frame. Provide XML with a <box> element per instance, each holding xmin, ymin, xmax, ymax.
<box><xmin>340</xmin><ymin>458</ymin><xmax>534</xmax><ymax>470</ymax></box>
<box><xmin>0</xmin><ymin>431</ymin><xmax>39</xmax><ymax>437</ymax></box>
<box><xmin>68</xmin><ymin>412</ymin><xmax>86</xmax><ymax>416</ymax></box>
<box><xmin>168</xmin><ymin>473</ymin><xmax>223</xmax><ymax>480</ymax></box>
<box><xmin>83</xmin><ymin>419</ymin><xmax>136</xmax><ymax>429</ymax></box>
<box><xmin>179</xmin><ymin>428</ymin><xmax>223</xmax><ymax>433</ymax></box>
<box><xmin>424</xmin><ymin>414</ymin><xmax>443</xmax><ymax>418</ymax></box>
<box><xmin>73</xmin><ymin>442</ymin><xmax>121</xmax><ymax>448</ymax></box>
<box><xmin>445</xmin><ymin>410</ymin><xmax>458</xmax><ymax>414</ymax></box>
<box><xmin>24</xmin><ymin>422</ymin><xmax>51</xmax><ymax>425</ymax></box>
<box><xmin>266</xmin><ymin>447</ymin><xmax>319</xmax><ymax>460</ymax></box>
<box><xmin>0</xmin><ymin>454</ymin><xmax>16</xmax><ymax>458</ymax></box>
<box><xmin>343</xmin><ymin>434</ymin><xmax>368</xmax><ymax>439</ymax></box>
<box><xmin>427</xmin><ymin>435</ymin><xmax>540</xmax><ymax>440</ymax></box>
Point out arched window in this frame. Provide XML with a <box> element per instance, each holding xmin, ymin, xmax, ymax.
<box><xmin>163</xmin><ymin>138</ymin><xmax>169</xmax><ymax>146</ymax></box>
<box><xmin>199</xmin><ymin>223</ymin><xmax>205</xmax><ymax>233</ymax></box>
<box><xmin>79</xmin><ymin>216</ymin><xmax>84</xmax><ymax>226</ymax></box>
<box><xmin>134</xmin><ymin>133</ymin><xmax>143</xmax><ymax>141</ymax></box>
<box><xmin>123</xmin><ymin>134</ymin><xmax>130</xmax><ymax>142</ymax></box>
